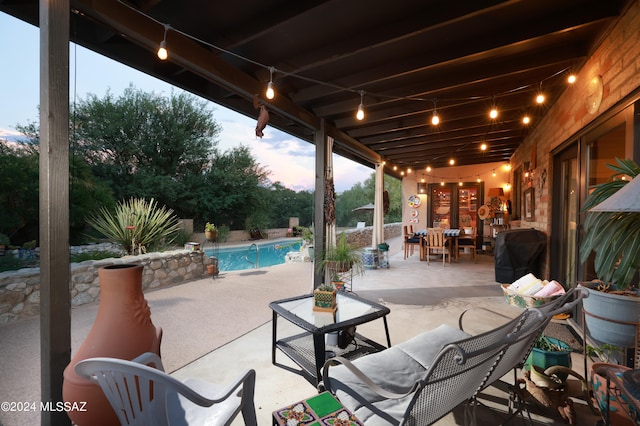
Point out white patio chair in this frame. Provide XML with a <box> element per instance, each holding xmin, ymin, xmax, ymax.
<box><xmin>75</xmin><ymin>352</ymin><xmax>257</xmax><ymax>426</ymax></box>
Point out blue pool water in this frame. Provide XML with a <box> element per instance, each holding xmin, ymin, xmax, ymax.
<box><xmin>205</xmin><ymin>239</ymin><xmax>303</xmax><ymax>272</ymax></box>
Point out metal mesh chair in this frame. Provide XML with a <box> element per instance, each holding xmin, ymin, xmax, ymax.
<box><xmin>75</xmin><ymin>352</ymin><xmax>257</xmax><ymax>426</ymax></box>
<box><xmin>321</xmin><ymin>306</ymin><xmax>550</xmax><ymax>425</ymax></box>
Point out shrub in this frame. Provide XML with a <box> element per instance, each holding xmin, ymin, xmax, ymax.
<box><xmin>86</xmin><ymin>197</ymin><xmax>181</xmax><ymax>255</ymax></box>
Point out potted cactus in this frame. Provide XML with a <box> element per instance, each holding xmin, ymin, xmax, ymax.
<box><xmin>313</xmin><ymin>282</ymin><xmax>337</xmax><ymax>312</ymax></box>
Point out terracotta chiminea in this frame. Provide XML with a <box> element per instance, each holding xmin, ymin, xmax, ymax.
<box><xmin>63</xmin><ymin>263</ymin><xmax>162</xmax><ymax>426</ymax></box>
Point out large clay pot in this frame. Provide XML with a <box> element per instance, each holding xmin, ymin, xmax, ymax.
<box><xmin>63</xmin><ymin>264</ymin><xmax>162</xmax><ymax>425</ymax></box>
<box><xmin>591</xmin><ymin>363</ymin><xmax>635</xmax><ymax>426</ymax></box>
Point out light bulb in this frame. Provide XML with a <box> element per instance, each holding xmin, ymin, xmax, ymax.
<box><xmin>523</xmin><ymin>115</ymin><xmax>531</xmax><ymax>125</ymax></box>
<box><xmin>536</xmin><ymin>94</ymin><xmax>545</xmax><ymax>104</ymax></box>
<box><xmin>426</xmin><ymin>166</ymin><xmax>431</xmax><ymax>172</ymax></box>
<box><xmin>356</xmin><ymin>104</ymin><xmax>365</xmax><ymax>121</ymax></box>
<box><xmin>265</xmin><ymin>81</ymin><xmax>275</xmax><ymax>100</ymax></box>
<box><xmin>157</xmin><ymin>40</ymin><xmax>168</xmax><ymax>60</ymax></box>
<box><xmin>567</xmin><ymin>74</ymin><xmax>577</xmax><ymax>84</ymax></box>
<box><xmin>480</xmin><ymin>143</ymin><xmax>487</xmax><ymax>151</ymax></box>
<box><xmin>407</xmin><ymin>168</ymin><xmax>412</xmax><ymax>174</ymax></box>
<box><xmin>431</xmin><ymin>112</ymin><xmax>439</xmax><ymax>125</ymax></box>
<box><xmin>489</xmin><ymin>108</ymin><xmax>498</xmax><ymax>119</ymax></box>
<box><xmin>449</xmin><ymin>158</ymin><xmax>455</xmax><ymax>166</ymax></box>
<box><xmin>458</xmin><ymin>181</ymin><xmax>463</xmax><ymax>186</ymax></box>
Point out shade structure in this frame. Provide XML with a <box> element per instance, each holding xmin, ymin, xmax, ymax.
<box><xmin>352</xmin><ymin>203</ymin><xmax>375</xmax><ymax>213</ymax></box>
<box><xmin>590</xmin><ymin>175</ymin><xmax>640</xmax><ymax>212</ymax></box>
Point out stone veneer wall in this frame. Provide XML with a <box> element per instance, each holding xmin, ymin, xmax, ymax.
<box><xmin>0</xmin><ymin>223</ymin><xmax>401</xmax><ymax>325</ymax></box>
<box><xmin>0</xmin><ymin>249</ymin><xmax>209</xmax><ymax>325</ymax></box>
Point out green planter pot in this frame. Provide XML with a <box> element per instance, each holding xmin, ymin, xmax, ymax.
<box><xmin>526</xmin><ymin>336</ymin><xmax>572</xmax><ymax>380</ymax></box>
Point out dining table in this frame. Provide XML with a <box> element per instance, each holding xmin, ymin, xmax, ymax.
<box><xmin>415</xmin><ymin>228</ymin><xmax>462</xmax><ymax>262</ymax></box>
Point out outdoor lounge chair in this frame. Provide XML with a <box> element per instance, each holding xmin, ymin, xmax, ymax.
<box><xmin>75</xmin><ymin>352</ymin><xmax>257</xmax><ymax>426</ymax></box>
<box><xmin>320</xmin><ymin>288</ymin><xmax>583</xmax><ymax>425</ymax></box>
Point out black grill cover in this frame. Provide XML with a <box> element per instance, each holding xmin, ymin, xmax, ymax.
<box><xmin>494</xmin><ymin>228</ymin><xmax>546</xmax><ymax>283</ymax></box>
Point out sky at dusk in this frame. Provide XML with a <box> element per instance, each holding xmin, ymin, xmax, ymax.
<box><xmin>0</xmin><ymin>13</ymin><xmax>373</xmax><ymax>192</ymax></box>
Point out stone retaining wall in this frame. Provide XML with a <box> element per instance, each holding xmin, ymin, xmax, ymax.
<box><xmin>0</xmin><ymin>250</ymin><xmax>209</xmax><ymax>325</ymax></box>
<box><xmin>0</xmin><ymin>223</ymin><xmax>401</xmax><ymax>325</ymax></box>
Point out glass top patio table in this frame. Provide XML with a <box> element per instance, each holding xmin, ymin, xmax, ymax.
<box><xmin>270</xmin><ymin>292</ymin><xmax>391</xmax><ymax>385</ymax></box>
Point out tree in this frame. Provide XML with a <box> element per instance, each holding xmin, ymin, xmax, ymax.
<box><xmin>0</xmin><ymin>140</ymin><xmax>39</xmax><ymax>241</ymax></box>
<box><xmin>197</xmin><ymin>145</ymin><xmax>270</xmax><ymax>230</ymax></box>
<box><xmin>335</xmin><ymin>173</ymin><xmax>401</xmax><ymax>227</ymax></box>
<box><xmin>72</xmin><ymin>86</ymin><xmax>220</xmax><ymax>213</ymax></box>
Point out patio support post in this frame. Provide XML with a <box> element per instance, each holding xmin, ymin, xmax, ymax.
<box><xmin>39</xmin><ymin>0</ymin><xmax>71</xmax><ymax>424</ymax></box>
<box><xmin>313</xmin><ymin>120</ymin><xmax>328</xmax><ymax>289</ymax></box>
<box><xmin>372</xmin><ymin>162</ymin><xmax>385</xmax><ymax>247</ymax></box>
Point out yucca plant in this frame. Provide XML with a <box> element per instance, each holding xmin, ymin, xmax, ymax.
<box><xmin>580</xmin><ymin>158</ymin><xmax>640</xmax><ymax>290</ymax></box>
<box><xmin>87</xmin><ymin>197</ymin><xmax>181</xmax><ymax>255</ymax></box>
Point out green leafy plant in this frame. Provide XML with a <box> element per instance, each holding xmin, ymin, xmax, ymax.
<box><xmin>205</xmin><ymin>222</ymin><xmax>217</xmax><ymax>232</ymax></box>
<box><xmin>317</xmin><ymin>282</ymin><xmax>336</xmax><ymax>292</ymax></box>
<box><xmin>87</xmin><ymin>197</ymin><xmax>181</xmax><ymax>255</ymax></box>
<box><xmin>320</xmin><ymin>232</ymin><xmax>364</xmax><ymax>276</ymax></box>
<box><xmin>580</xmin><ymin>158</ymin><xmax>640</xmax><ymax>290</ymax></box>
<box><xmin>586</xmin><ymin>343</ymin><xmax>621</xmax><ymax>363</ymax></box>
<box><xmin>0</xmin><ymin>233</ymin><xmax>10</xmax><ymax>246</ymax></box>
<box><xmin>534</xmin><ymin>335</ymin><xmax>570</xmax><ymax>352</ymax></box>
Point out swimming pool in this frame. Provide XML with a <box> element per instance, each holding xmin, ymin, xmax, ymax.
<box><xmin>205</xmin><ymin>239</ymin><xmax>303</xmax><ymax>272</ymax></box>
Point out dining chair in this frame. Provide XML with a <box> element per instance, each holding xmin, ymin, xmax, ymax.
<box><xmin>425</xmin><ymin>228</ymin><xmax>450</xmax><ymax>265</ymax></box>
<box><xmin>403</xmin><ymin>225</ymin><xmax>422</xmax><ymax>259</ymax></box>
<box><xmin>75</xmin><ymin>352</ymin><xmax>257</xmax><ymax>426</ymax></box>
<box><xmin>458</xmin><ymin>227</ymin><xmax>478</xmax><ymax>263</ymax></box>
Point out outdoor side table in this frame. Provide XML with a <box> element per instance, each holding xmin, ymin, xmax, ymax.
<box><xmin>270</xmin><ymin>292</ymin><xmax>391</xmax><ymax>384</ymax></box>
<box><xmin>272</xmin><ymin>391</ymin><xmax>363</xmax><ymax>426</ymax></box>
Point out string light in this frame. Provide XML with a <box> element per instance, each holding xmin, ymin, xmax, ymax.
<box><xmin>129</xmin><ymin>4</ymin><xmax>581</xmax><ymax>134</ymax></box>
<box><xmin>356</xmin><ymin>90</ymin><xmax>365</xmax><ymax>121</ymax></box>
<box><xmin>535</xmin><ymin>93</ymin><xmax>545</xmax><ymax>104</ymax></box>
<box><xmin>449</xmin><ymin>158</ymin><xmax>455</xmax><ymax>166</ymax></box>
<box><xmin>522</xmin><ymin>115</ymin><xmax>531</xmax><ymax>125</ymax></box>
<box><xmin>425</xmin><ymin>166</ymin><xmax>432</xmax><ymax>172</ymax></box>
<box><xmin>430</xmin><ymin>99</ymin><xmax>440</xmax><ymax>125</ymax></box>
<box><xmin>480</xmin><ymin>143</ymin><xmax>487</xmax><ymax>151</ymax></box>
<box><xmin>265</xmin><ymin>66</ymin><xmax>275</xmax><ymax>100</ymax></box>
<box><xmin>157</xmin><ymin>24</ymin><xmax>170</xmax><ymax>60</ymax></box>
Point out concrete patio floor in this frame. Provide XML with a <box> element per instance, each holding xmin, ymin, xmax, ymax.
<box><xmin>0</xmin><ymin>236</ymin><xmax>602</xmax><ymax>425</ymax></box>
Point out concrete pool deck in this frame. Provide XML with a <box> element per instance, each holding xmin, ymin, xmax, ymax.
<box><xmin>0</xmin><ymin>236</ymin><xmax>601</xmax><ymax>425</ymax></box>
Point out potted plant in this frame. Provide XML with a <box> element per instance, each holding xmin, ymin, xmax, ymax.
<box><xmin>320</xmin><ymin>232</ymin><xmax>364</xmax><ymax>277</ymax></box>
<box><xmin>204</xmin><ymin>222</ymin><xmax>218</xmax><ymax>241</ymax></box>
<box><xmin>579</xmin><ymin>158</ymin><xmax>640</xmax><ymax>348</ymax></box>
<box><xmin>313</xmin><ymin>282</ymin><xmax>337</xmax><ymax>312</ymax></box>
<box><xmin>0</xmin><ymin>233</ymin><xmax>10</xmax><ymax>256</ymax></box>
<box><xmin>526</xmin><ymin>335</ymin><xmax>573</xmax><ymax>381</ymax></box>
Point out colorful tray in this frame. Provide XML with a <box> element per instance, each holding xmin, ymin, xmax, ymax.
<box><xmin>273</xmin><ymin>392</ymin><xmax>363</xmax><ymax>426</ymax></box>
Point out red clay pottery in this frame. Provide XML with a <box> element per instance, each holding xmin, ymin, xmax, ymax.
<box><xmin>62</xmin><ymin>264</ymin><xmax>162</xmax><ymax>425</ymax></box>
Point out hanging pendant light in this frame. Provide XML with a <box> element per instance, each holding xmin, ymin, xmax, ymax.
<box><xmin>265</xmin><ymin>66</ymin><xmax>275</xmax><ymax>100</ymax></box>
<box><xmin>356</xmin><ymin>90</ymin><xmax>365</xmax><ymax>121</ymax></box>
<box><xmin>157</xmin><ymin>24</ymin><xmax>170</xmax><ymax>60</ymax></box>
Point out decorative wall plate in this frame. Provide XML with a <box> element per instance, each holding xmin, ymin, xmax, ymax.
<box><xmin>410</xmin><ymin>209</ymin><xmax>419</xmax><ymax>217</ymax></box>
<box><xmin>408</xmin><ymin>195</ymin><xmax>421</xmax><ymax>207</ymax></box>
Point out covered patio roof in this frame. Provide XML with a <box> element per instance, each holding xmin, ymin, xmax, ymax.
<box><xmin>0</xmin><ymin>0</ymin><xmax>629</xmax><ymax>174</ymax></box>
